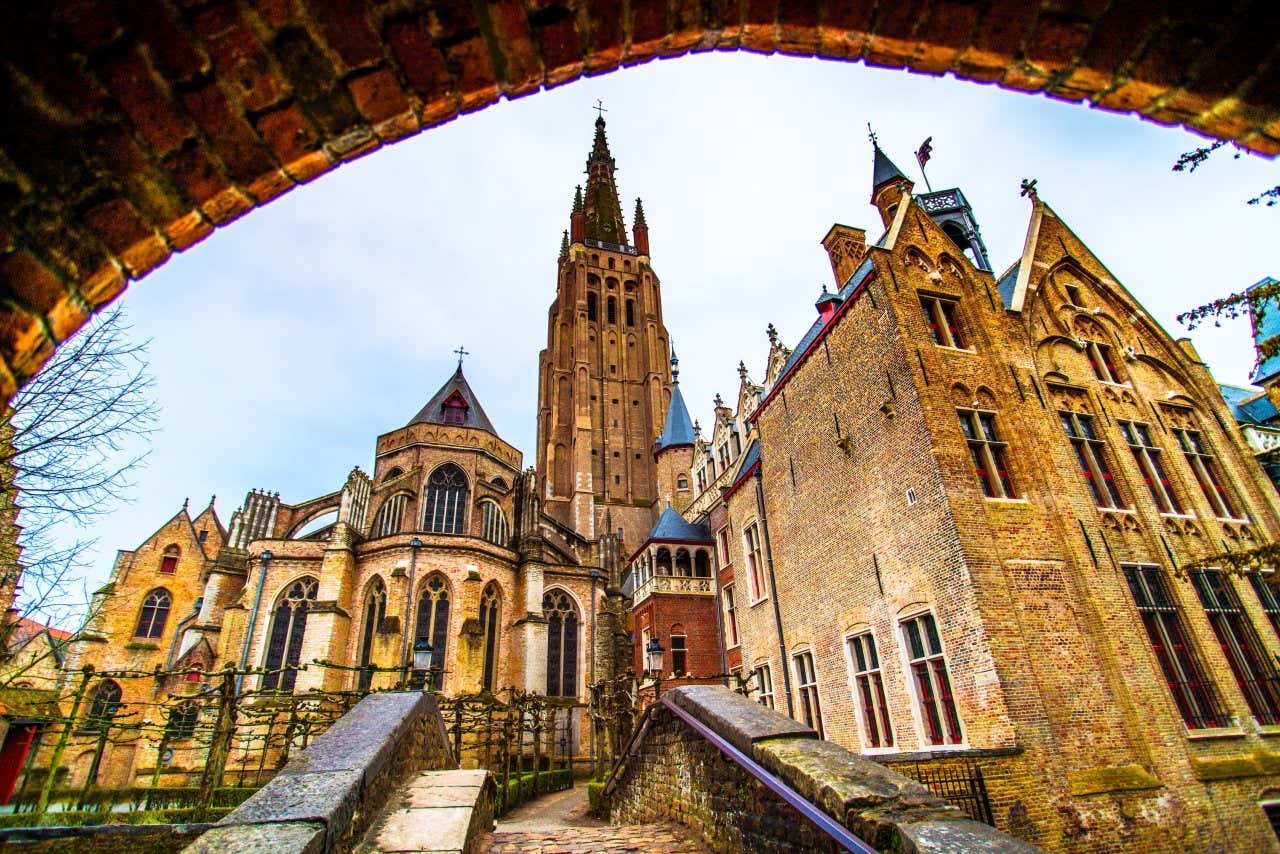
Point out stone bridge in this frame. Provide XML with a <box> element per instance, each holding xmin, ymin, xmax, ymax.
<box><xmin>1</xmin><ymin>0</ymin><xmax>1277</xmax><ymax>399</ymax></box>
<box><xmin>177</xmin><ymin>686</ymin><xmax>1037</xmax><ymax>852</ymax></box>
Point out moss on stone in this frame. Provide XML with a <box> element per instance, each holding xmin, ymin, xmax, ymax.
<box><xmin>1066</xmin><ymin>764</ymin><xmax>1163</xmax><ymax>796</ymax></box>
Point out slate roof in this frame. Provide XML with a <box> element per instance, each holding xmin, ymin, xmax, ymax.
<box><xmin>644</xmin><ymin>506</ymin><xmax>712</xmax><ymax>543</ymax></box>
<box><xmin>655</xmin><ymin>382</ymin><xmax>696</xmax><ymax>451</ymax></box>
<box><xmin>1249</xmin><ymin>277</ymin><xmax>1280</xmax><ymax>384</ymax></box>
<box><xmin>872</xmin><ymin>144</ymin><xmax>908</xmax><ymax>193</ymax></box>
<box><xmin>726</xmin><ymin>440</ymin><xmax>760</xmax><ymax>497</ymax></box>
<box><xmin>995</xmin><ymin>262</ymin><xmax>1020</xmax><ymax>308</ymax></box>
<box><xmin>1220</xmin><ymin>383</ymin><xmax>1279</xmax><ymax>426</ymax></box>
<box><xmin>774</xmin><ymin>256</ymin><xmax>877</xmax><ymax>384</ymax></box>
<box><xmin>406</xmin><ymin>366</ymin><xmax>498</xmax><ymax>434</ymax></box>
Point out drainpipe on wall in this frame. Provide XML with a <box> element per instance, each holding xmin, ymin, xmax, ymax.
<box><xmin>165</xmin><ymin>597</ymin><xmax>203</xmax><ymax>669</ymax></box>
<box><xmin>237</xmin><ymin>550</ymin><xmax>272</xmax><ymax>692</ymax></box>
<box><xmin>400</xmin><ymin>538</ymin><xmax>423</xmax><ymax>682</ymax></box>
<box><xmin>755</xmin><ymin>464</ymin><xmax>793</xmax><ymax>718</ymax></box>
<box><xmin>708</xmin><ymin>518</ymin><xmax>728</xmax><ymax>685</ymax></box>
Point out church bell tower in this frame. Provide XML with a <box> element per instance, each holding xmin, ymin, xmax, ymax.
<box><xmin>535</xmin><ymin>113</ymin><xmax>674</xmax><ymax>549</ymax></box>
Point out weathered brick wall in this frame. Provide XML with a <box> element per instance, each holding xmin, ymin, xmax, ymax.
<box><xmin>1</xmin><ymin>0</ymin><xmax>1277</xmax><ymax>400</ymax></box>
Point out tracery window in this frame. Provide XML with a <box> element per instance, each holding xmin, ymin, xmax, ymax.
<box><xmin>85</xmin><ymin>680</ymin><xmax>122</xmax><ymax>732</ymax></box>
<box><xmin>1190</xmin><ymin>569</ymin><xmax>1280</xmax><ymax>725</ymax></box>
<box><xmin>902</xmin><ymin>613</ymin><xmax>962</xmax><ymax>745</ymax></box>
<box><xmin>920</xmin><ymin>295</ymin><xmax>966</xmax><ymax>349</ymax></box>
<box><xmin>1061</xmin><ymin>411</ymin><xmax>1125</xmax><ymax>509</ymax></box>
<box><xmin>480</xmin><ymin>501</ymin><xmax>507</xmax><ymax>546</ymax></box>
<box><xmin>1173</xmin><ymin>427</ymin><xmax>1242</xmax><ymax>520</ymax></box>
<box><xmin>262</xmin><ymin>577</ymin><xmax>319</xmax><ymax>692</ymax></box>
<box><xmin>423</xmin><ymin>464</ymin><xmax>468</xmax><ymax>534</ymax></box>
<box><xmin>479</xmin><ymin>583</ymin><xmax>501</xmax><ymax>692</ymax></box>
<box><xmin>1123</xmin><ymin>564</ymin><xmax>1225</xmax><ymax>729</ymax></box>
<box><xmin>415</xmin><ymin>574</ymin><xmax>451</xmax><ymax>687</ymax></box>
<box><xmin>958</xmin><ymin>409</ymin><xmax>1015</xmax><ymax>498</ymax></box>
<box><xmin>371</xmin><ymin>494</ymin><xmax>407</xmax><ymax>538</ymax></box>
<box><xmin>135</xmin><ymin>589</ymin><xmax>172</xmax><ymax>639</ymax></box>
<box><xmin>1119</xmin><ymin>421</ymin><xmax>1182</xmax><ymax>514</ymax></box>
<box><xmin>358</xmin><ymin>577</ymin><xmax>387</xmax><ymax>692</ymax></box>
<box><xmin>544</xmin><ymin>590</ymin><xmax>579</xmax><ymax>697</ymax></box>
<box><xmin>165</xmin><ymin>701</ymin><xmax>199</xmax><ymax>741</ymax></box>
<box><xmin>848</xmin><ymin>632</ymin><xmax>893</xmax><ymax>748</ymax></box>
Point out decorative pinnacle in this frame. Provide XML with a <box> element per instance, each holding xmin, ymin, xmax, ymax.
<box><xmin>559</xmin><ymin>229</ymin><xmax>569</xmax><ymax>259</ymax></box>
<box><xmin>634</xmin><ymin>197</ymin><xmax>647</xmax><ymax>228</ymax></box>
<box><xmin>572</xmin><ymin>185</ymin><xmax>583</xmax><ymax>213</ymax></box>
<box><xmin>714</xmin><ymin>393</ymin><xmax>724</xmax><ymax>408</ymax></box>
<box><xmin>867</xmin><ymin>123</ymin><xmax>878</xmax><ymax>147</ymax></box>
<box><xmin>1020</xmin><ymin>178</ymin><xmax>1039</xmax><ymax>200</ymax></box>
<box><xmin>738</xmin><ymin>360</ymin><xmax>748</xmax><ymax>381</ymax></box>
<box><xmin>766</xmin><ymin>323</ymin><xmax>778</xmax><ymax>346</ymax></box>
<box><xmin>670</xmin><ymin>344</ymin><xmax>679</xmax><ymax>383</ymax></box>
<box><xmin>694</xmin><ymin>419</ymin><xmax>702</xmax><ymax>438</ymax></box>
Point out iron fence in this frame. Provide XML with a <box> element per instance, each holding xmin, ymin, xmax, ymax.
<box><xmin>895</xmin><ymin>761</ymin><xmax>994</xmax><ymax>826</ymax></box>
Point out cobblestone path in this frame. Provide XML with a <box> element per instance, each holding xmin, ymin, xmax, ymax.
<box><xmin>483</xmin><ymin>786</ymin><xmax>708</xmax><ymax>853</ymax></box>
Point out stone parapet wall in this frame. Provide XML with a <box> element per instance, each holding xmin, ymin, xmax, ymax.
<box><xmin>607</xmin><ymin>685</ymin><xmax>1040</xmax><ymax>853</ymax></box>
<box><xmin>185</xmin><ymin>691</ymin><xmax>455</xmax><ymax>854</ymax></box>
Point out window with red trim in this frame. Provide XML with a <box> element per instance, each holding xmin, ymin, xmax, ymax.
<box><xmin>901</xmin><ymin>613</ymin><xmax>962</xmax><ymax>745</ymax></box>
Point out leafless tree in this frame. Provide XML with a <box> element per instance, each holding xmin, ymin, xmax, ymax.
<box><xmin>0</xmin><ymin>305</ymin><xmax>156</xmax><ymax>642</ymax></box>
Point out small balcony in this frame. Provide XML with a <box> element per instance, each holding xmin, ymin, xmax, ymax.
<box><xmin>634</xmin><ymin>574</ymin><xmax>714</xmax><ymax>604</ymax></box>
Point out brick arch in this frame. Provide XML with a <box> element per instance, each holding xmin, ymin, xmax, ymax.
<box><xmin>2</xmin><ymin>0</ymin><xmax>1276</xmax><ymax>399</ymax></box>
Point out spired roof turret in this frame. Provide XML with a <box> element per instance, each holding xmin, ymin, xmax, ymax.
<box><xmin>871</xmin><ymin>142</ymin><xmax>909</xmax><ymax>196</ymax></box>
<box><xmin>406</xmin><ymin>365</ymin><xmax>498</xmax><ymax>435</ymax></box>
<box><xmin>644</xmin><ymin>505</ymin><xmax>712</xmax><ymax>546</ymax></box>
<box><xmin>582</xmin><ymin>115</ymin><xmax>630</xmax><ymax>246</ymax></box>
<box><xmin>655</xmin><ymin>349</ymin><xmax>695</xmax><ymax>452</ymax></box>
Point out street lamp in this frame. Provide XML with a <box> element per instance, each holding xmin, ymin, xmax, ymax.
<box><xmin>400</xmin><ymin>537</ymin><xmax>424</xmax><ymax>688</ymax></box>
<box><xmin>646</xmin><ymin>637</ymin><xmax>665</xmax><ymax>699</ymax></box>
<box><xmin>411</xmin><ymin>640</ymin><xmax>433</xmax><ymax>691</ymax></box>
<box><xmin>589</xmin><ymin>568</ymin><xmax>601</xmax><ymax>777</ymax></box>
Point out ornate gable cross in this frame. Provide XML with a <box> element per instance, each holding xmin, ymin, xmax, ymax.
<box><xmin>453</xmin><ymin>345</ymin><xmax>469</xmax><ymax>367</ymax></box>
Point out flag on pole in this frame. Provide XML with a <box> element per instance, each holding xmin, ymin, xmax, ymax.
<box><xmin>916</xmin><ymin>137</ymin><xmax>933</xmax><ymax>171</ymax></box>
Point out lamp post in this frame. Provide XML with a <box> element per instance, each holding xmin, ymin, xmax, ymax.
<box><xmin>588</xmin><ymin>568</ymin><xmax>600</xmax><ymax>777</ymax></box>
<box><xmin>400</xmin><ymin>537</ymin><xmax>423</xmax><ymax>688</ymax></box>
<box><xmin>646</xmin><ymin>637</ymin><xmax>665</xmax><ymax>700</ymax></box>
<box><xmin>411</xmin><ymin>640</ymin><xmax>433</xmax><ymax>691</ymax></box>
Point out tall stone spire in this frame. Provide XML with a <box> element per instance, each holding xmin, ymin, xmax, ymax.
<box><xmin>655</xmin><ymin>347</ymin><xmax>695</xmax><ymax>452</ymax></box>
<box><xmin>582</xmin><ymin>115</ymin><xmax>629</xmax><ymax>245</ymax></box>
<box><xmin>633</xmin><ymin>197</ymin><xmax>649</xmax><ymax>255</ymax></box>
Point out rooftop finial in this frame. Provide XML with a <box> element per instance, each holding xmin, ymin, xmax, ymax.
<box><xmin>634</xmin><ymin>197</ymin><xmax>647</xmax><ymax>227</ymax></box>
<box><xmin>766</xmin><ymin>323</ymin><xmax>778</xmax><ymax>347</ymax></box>
<box><xmin>572</xmin><ymin>185</ymin><xmax>583</xmax><ymax>213</ymax></box>
<box><xmin>670</xmin><ymin>343</ymin><xmax>679</xmax><ymax>383</ymax></box>
<box><xmin>559</xmin><ymin>229</ymin><xmax>569</xmax><ymax>259</ymax></box>
<box><xmin>182</xmin><ymin>497</ymin><xmax>189</xmax><ymax>511</ymax></box>
<box><xmin>453</xmin><ymin>345</ymin><xmax>469</xmax><ymax>368</ymax></box>
<box><xmin>714</xmin><ymin>393</ymin><xmax>724</xmax><ymax>408</ymax></box>
<box><xmin>1020</xmin><ymin>178</ymin><xmax>1039</xmax><ymax>200</ymax></box>
<box><xmin>867</xmin><ymin>123</ymin><xmax>879</xmax><ymax>147</ymax></box>
<box><xmin>594</xmin><ymin>98</ymin><xmax>607</xmax><ymax>123</ymax></box>
<box><xmin>738</xmin><ymin>360</ymin><xmax>748</xmax><ymax>381</ymax></box>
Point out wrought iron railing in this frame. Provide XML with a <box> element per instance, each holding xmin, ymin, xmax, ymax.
<box><xmin>894</xmin><ymin>760</ymin><xmax>994</xmax><ymax>826</ymax></box>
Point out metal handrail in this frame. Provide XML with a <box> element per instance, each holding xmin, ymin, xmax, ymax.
<box><xmin>652</xmin><ymin>695</ymin><xmax>878</xmax><ymax>854</ymax></box>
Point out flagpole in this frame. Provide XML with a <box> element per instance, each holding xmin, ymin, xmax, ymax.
<box><xmin>920</xmin><ymin>166</ymin><xmax>933</xmax><ymax>193</ymax></box>
<box><xmin>916</xmin><ymin>136</ymin><xmax>934</xmax><ymax>193</ymax></box>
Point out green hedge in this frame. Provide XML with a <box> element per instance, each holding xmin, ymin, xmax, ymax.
<box><xmin>0</xmin><ymin>807</ymin><xmax>232</xmax><ymax>829</ymax></box>
<box><xmin>586</xmin><ymin>780</ymin><xmax>607</xmax><ymax>818</ymax></box>
<box><xmin>494</xmin><ymin>769</ymin><xmax>574</xmax><ymax>816</ymax></box>
<box><xmin>7</xmin><ymin>786</ymin><xmax>257</xmax><ymax>813</ymax></box>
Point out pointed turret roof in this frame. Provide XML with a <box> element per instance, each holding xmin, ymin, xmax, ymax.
<box><xmin>634</xmin><ymin>197</ymin><xmax>647</xmax><ymax>228</ymax></box>
<box><xmin>871</xmin><ymin>142</ymin><xmax>909</xmax><ymax>194</ymax></box>
<box><xmin>646</xmin><ymin>506</ymin><xmax>712</xmax><ymax>544</ymax></box>
<box><xmin>655</xmin><ymin>348</ymin><xmax>695</xmax><ymax>452</ymax></box>
<box><xmin>406</xmin><ymin>365</ymin><xmax>497</xmax><ymax>434</ymax></box>
<box><xmin>582</xmin><ymin>115</ymin><xmax>629</xmax><ymax>245</ymax></box>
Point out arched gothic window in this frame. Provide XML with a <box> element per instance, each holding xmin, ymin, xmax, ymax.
<box><xmin>262</xmin><ymin>577</ymin><xmax>319</xmax><ymax>692</ymax></box>
<box><xmin>481</xmin><ymin>501</ymin><xmax>507</xmax><ymax>546</ymax></box>
<box><xmin>544</xmin><ymin>590</ymin><xmax>579</xmax><ymax>697</ymax></box>
<box><xmin>625</xmin><ymin>299</ymin><xmax>635</xmax><ymax>326</ymax></box>
<box><xmin>675</xmin><ymin>549</ymin><xmax>692</xmax><ymax>577</ymax></box>
<box><xmin>415</xmin><ymin>574</ymin><xmax>451</xmax><ymax>688</ymax></box>
<box><xmin>358</xmin><ymin>577</ymin><xmax>387</xmax><ymax>692</ymax></box>
<box><xmin>165</xmin><ymin>701</ymin><xmax>199</xmax><ymax>740</ymax></box>
<box><xmin>371</xmin><ymin>494</ymin><xmax>408</xmax><ymax>538</ymax></box>
<box><xmin>85</xmin><ymin>680</ymin><xmax>122</xmax><ymax>731</ymax></box>
<box><xmin>607</xmin><ymin>296</ymin><xmax>617</xmax><ymax>324</ymax></box>
<box><xmin>423</xmin><ymin>464</ymin><xmax>468</xmax><ymax>534</ymax></box>
<box><xmin>479</xmin><ymin>583</ymin><xmax>501</xmax><ymax>692</ymax></box>
<box><xmin>135</xmin><ymin>589</ymin><xmax>172</xmax><ymax>639</ymax></box>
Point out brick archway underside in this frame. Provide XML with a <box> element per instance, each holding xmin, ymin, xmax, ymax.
<box><xmin>1</xmin><ymin>0</ymin><xmax>1277</xmax><ymax>399</ymax></box>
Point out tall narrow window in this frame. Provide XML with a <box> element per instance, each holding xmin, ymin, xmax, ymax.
<box><xmin>848</xmin><ymin>633</ymin><xmax>893</xmax><ymax>748</ymax></box>
<box><xmin>479</xmin><ymin>583</ymin><xmax>501</xmax><ymax>692</ymax></box>
<box><xmin>159</xmin><ymin>545</ymin><xmax>179</xmax><ymax>574</ymax></box>
<box><xmin>263</xmin><ymin>577</ymin><xmax>319</xmax><ymax>692</ymax></box>
<box><xmin>415</xmin><ymin>574</ymin><xmax>451</xmax><ymax>687</ymax></box>
<box><xmin>1248</xmin><ymin>573</ymin><xmax>1280</xmax><ymax>639</ymax></box>
<box><xmin>958</xmin><ymin>409</ymin><xmax>1016</xmax><ymax>498</ymax></box>
<box><xmin>480</xmin><ymin>501</ymin><xmax>507</xmax><ymax>546</ymax></box>
<box><xmin>135</xmin><ymin>589</ymin><xmax>172</xmax><ymax>639</ymax></box>
<box><xmin>544</xmin><ymin>590</ymin><xmax>578</xmax><ymax>697</ymax></box>
<box><xmin>671</xmin><ymin>633</ymin><xmax>688</xmax><ymax>676</ymax></box>
<box><xmin>1084</xmin><ymin>340</ymin><xmax>1123</xmax><ymax>383</ymax></box>
<box><xmin>754</xmin><ymin>664</ymin><xmax>775</xmax><ymax>709</ymax></box>
<box><xmin>793</xmin><ymin>650</ymin><xmax>824</xmax><ymax>738</ymax></box>
<box><xmin>607</xmin><ymin>296</ymin><xmax>617</xmax><ymax>324</ymax></box>
<box><xmin>717</xmin><ymin>528</ymin><xmax>730</xmax><ymax>566</ymax></box>
<box><xmin>1119</xmin><ymin>421</ymin><xmax>1182</xmax><ymax>514</ymax></box>
<box><xmin>902</xmin><ymin>613</ymin><xmax>962</xmax><ymax>745</ymax></box>
<box><xmin>1173</xmin><ymin>427</ymin><xmax>1242</xmax><ymax>520</ymax></box>
<box><xmin>371</xmin><ymin>494</ymin><xmax>407</xmax><ymax>538</ymax></box>
<box><xmin>723</xmin><ymin>584</ymin><xmax>739</xmax><ymax>647</ymax></box>
<box><xmin>1123</xmin><ymin>564</ymin><xmax>1226</xmax><ymax>729</ymax></box>
<box><xmin>1190</xmin><ymin>569</ymin><xmax>1280</xmax><ymax>725</ymax></box>
<box><xmin>744</xmin><ymin>523</ymin><xmax>766</xmax><ymax>602</ymax></box>
<box><xmin>587</xmin><ymin>292</ymin><xmax>597</xmax><ymax>322</ymax></box>
<box><xmin>85</xmin><ymin>680</ymin><xmax>122</xmax><ymax>732</ymax></box>
<box><xmin>920</xmin><ymin>295</ymin><xmax>966</xmax><ymax>349</ymax></box>
<box><xmin>423</xmin><ymin>464</ymin><xmax>468</xmax><ymax>534</ymax></box>
<box><xmin>625</xmin><ymin>299</ymin><xmax>635</xmax><ymax>326</ymax></box>
<box><xmin>1061</xmin><ymin>411</ymin><xmax>1125</xmax><ymax>509</ymax></box>
<box><xmin>358</xmin><ymin>577</ymin><xmax>386</xmax><ymax>692</ymax></box>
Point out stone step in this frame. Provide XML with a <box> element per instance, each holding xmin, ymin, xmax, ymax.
<box><xmin>485</xmin><ymin>824</ymin><xmax>709</xmax><ymax>853</ymax></box>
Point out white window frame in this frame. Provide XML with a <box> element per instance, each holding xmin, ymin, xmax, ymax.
<box><xmin>743</xmin><ymin>521</ymin><xmax>767</xmax><ymax>605</ymax></box>
<box><xmin>898</xmin><ymin>611</ymin><xmax>965</xmax><ymax>749</ymax></box>
<box><xmin>844</xmin><ymin>630</ymin><xmax>894</xmax><ymax>752</ymax></box>
<box><xmin>754</xmin><ymin>662</ymin><xmax>774</xmax><ymax>709</ymax></box>
<box><xmin>792</xmin><ymin>648</ymin><xmax>825</xmax><ymax>738</ymax></box>
<box><xmin>723</xmin><ymin>583</ymin><xmax>739</xmax><ymax>648</ymax></box>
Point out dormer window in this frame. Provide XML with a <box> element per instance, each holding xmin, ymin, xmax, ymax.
<box><xmin>441</xmin><ymin>391</ymin><xmax>469</xmax><ymax>425</ymax></box>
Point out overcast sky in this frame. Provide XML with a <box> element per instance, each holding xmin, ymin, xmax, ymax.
<box><xmin>32</xmin><ymin>52</ymin><xmax>1277</xmax><ymax>627</ymax></box>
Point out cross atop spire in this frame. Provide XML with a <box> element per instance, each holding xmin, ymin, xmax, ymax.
<box><xmin>867</xmin><ymin>123</ymin><xmax>879</xmax><ymax>147</ymax></box>
<box><xmin>594</xmin><ymin>99</ymin><xmax>607</xmax><ymax>121</ymax></box>
<box><xmin>454</xmin><ymin>345</ymin><xmax>469</xmax><ymax>368</ymax></box>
